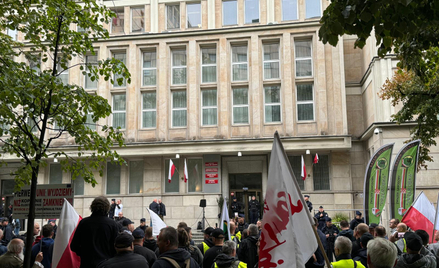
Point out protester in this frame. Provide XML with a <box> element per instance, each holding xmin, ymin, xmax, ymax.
<box><xmin>338</xmin><ymin>220</ymin><xmax>355</xmax><ymax>241</ymax></box>
<box><xmin>47</xmin><ymin>219</ymin><xmax>57</xmax><ymax>240</ymax></box>
<box><xmin>389</xmin><ymin>218</ymin><xmax>400</xmax><ymax>234</ymax></box>
<box><xmin>158</xmin><ymin>199</ymin><xmax>166</xmax><ymax>220</ymax></box>
<box><xmin>2</xmin><ymin>217</ymin><xmax>13</xmax><ymax>245</ymax></box>
<box><xmin>97</xmin><ymin>232</ymin><xmax>149</xmax><ymax>268</ymax></box>
<box><xmin>237</xmin><ymin>217</ymin><xmax>248</xmax><ymax>233</ymax></box>
<box><xmin>152</xmin><ymin>227</ymin><xmax>199</xmax><ymax>268</ymax></box>
<box><xmin>122</xmin><ymin>218</ymin><xmax>135</xmax><ymax>234</ymax></box>
<box><xmin>367</xmin><ymin>238</ymin><xmax>397</xmax><ymax>268</ymax></box>
<box><xmin>391</xmin><ymin>223</ymin><xmax>408</xmax><ymax>253</ymax></box>
<box><xmin>306</xmin><ymin>217</ymin><xmax>325</xmax><ymax>268</ymax></box>
<box><xmin>350</xmin><ymin>211</ymin><xmax>364</xmax><ymax>230</ymax></box>
<box><xmin>256</xmin><ymin>220</ymin><xmax>262</xmax><ymax>236</ymax></box>
<box><xmin>71</xmin><ymin>196</ymin><xmax>119</xmax><ymax>268</ymax></box>
<box><xmin>138</xmin><ymin>218</ymin><xmax>147</xmax><ymax>232</ymax></box>
<box><xmin>230</xmin><ymin>222</ymin><xmax>241</xmax><ymax>246</ymax></box>
<box><xmin>213</xmin><ymin>241</ymin><xmax>246</xmax><ymax>268</ymax></box>
<box><xmin>27</xmin><ymin>222</ymin><xmax>41</xmax><ymax>247</ymax></box>
<box><xmin>144</xmin><ymin>227</ymin><xmax>158</xmax><ymax>252</ymax></box>
<box><xmin>114</xmin><ymin>199</ymin><xmax>123</xmax><ymax>220</ymax></box>
<box><xmin>238</xmin><ymin>224</ymin><xmax>259</xmax><ymax>268</ymax></box>
<box><xmin>322</xmin><ymin>217</ymin><xmax>339</xmax><ymax>262</ymax></box>
<box><xmin>109</xmin><ymin>199</ymin><xmax>116</xmax><ymax>219</ymax></box>
<box><xmin>31</xmin><ymin>224</ymin><xmax>54</xmax><ymax>268</ymax></box>
<box><xmin>374</xmin><ymin>226</ymin><xmax>387</xmax><ymax>238</ymax></box>
<box><xmin>314</xmin><ymin>206</ymin><xmax>328</xmax><ymax>231</ymax></box>
<box><xmin>352</xmin><ymin>223</ymin><xmax>369</xmax><ymax>258</ymax></box>
<box><xmin>149</xmin><ymin>199</ymin><xmax>159</xmax><ymax>214</ymax></box>
<box><xmin>0</xmin><ymin>238</ymin><xmax>43</xmax><ymax>268</ymax></box>
<box><xmin>429</xmin><ymin>231</ymin><xmax>439</xmax><ymax>257</ymax></box>
<box><xmin>178</xmin><ymin>227</ymin><xmax>203</xmax><ymax>267</ymax></box>
<box><xmin>395</xmin><ymin>232</ymin><xmax>436</xmax><ymax>268</ymax></box>
<box><xmin>132</xmin><ymin>228</ymin><xmax>157</xmax><ymax>266</ymax></box>
<box><xmin>184</xmin><ymin>226</ymin><xmax>196</xmax><ymax>246</ymax></box>
<box><xmin>204</xmin><ymin>228</ymin><xmax>225</xmax><ymax>268</ymax></box>
<box><xmin>331</xmin><ymin>236</ymin><xmax>365</xmax><ymax>268</ymax></box>
<box><xmin>14</xmin><ymin>219</ymin><xmax>20</xmax><ymax>236</ymax></box>
<box><xmin>197</xmin><ymin>227</ymin><xmax>214</xmax><ymax>255</ymax></box>
<box><xmin>304</xmin><ymin>195</ymin><xmax>313</xmax><ymax>212</ymax></box>
<box><xmin>0</xmin><ymin>229</ymin><xmax>7</xmax><ymax>256</ymax></box>
<box><xmin>353</xmin><ymin>232</ymin><xmax>374</xmax><ymax>267</ymax></box>
<box><xmin>414</xmin><ymin>229</ymin><xmax>438</xmax><ymax>264</ymax></box>
<box><xmin>368</xmin><ymin>223</ymin><xmax>378</xmax><ymax>237</ymax></box>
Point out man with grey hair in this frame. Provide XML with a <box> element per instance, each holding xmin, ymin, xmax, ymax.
<box><xmin>213</xmin><ymin>241</ymin><xmax>247</xmax><ymax>268</ymax></box>
<box><xmin>367</xmin><ymin>238</ymin><xmax>397</xmax><ymax>268</ymax></box>
<box><xmin>238</xmin><ymin>224</ymin><xmax>258</xmax><ymax>268</ymax></box>
<box><xmin>0</xmin><ymin>238</ymin><xmax>43</xmax><ymax>267</ymax></box>
<box><xmin>331</xmin><ymin>236</ymin><xmax>365</xmax><ymax>267</ymax></box>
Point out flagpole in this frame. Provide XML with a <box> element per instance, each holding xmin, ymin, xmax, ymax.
<box><xmin>433</xmin><ymin>193</ymin><xmax>439</xmax><ymax>243</ymax></box>
<box><xmin>274</xmin><ymin>132</ymin><xmax>331</xmax><ymax>268</ymax></box>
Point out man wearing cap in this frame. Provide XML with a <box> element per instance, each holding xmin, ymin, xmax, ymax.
<box><xmin>98</xmin><ymin>232</ymin><xmax>149</xmax><ymax>268</ymax></box>
<box><xmin>114</xmin><ymin>199</ymin><xmax>123</xmax><ymax>220</ymax></box>
<box><xmin>122</xmin><ymin>218</ymin><xmax>135</xmax><ymax>234</ymax></box>
<box><xmin>314</xmin><ymin>206</ymin><xmax>328</xmax><ymax>231</ymax></box>
<box><xmin>204</xmin><ymin>228</ymin><xmax>225</xmax><ymax>268</ymax></box>
<box><xmin>47</xmin><ymin>219</ymin><xmax>57</xmax><ymax>240</ymax></box>
<box><xmin>395</xmin><ymin>232</ymin><xmax>436</xmax><ymax>268</ymax></box>
<box><xmin>304</xmin><ymin>195</ymin><xmax>313</xmax><ymax>212</ymax></box>
<box><xmin>152</xmin><ymin>227</ymin><xmax>199</xmax><ymax>268</ymax></box>
<box><xmin>331</xmin><ymin>236</ymin><xmax>365</xmax><ymax>268</ymax></box>
<box><xmin>322</xmin><ymin>217</ymin><xmax>339</xmax><ymax>262</ymax></box>
<box><xmin>133</xmin><ymin>228</ymin><xmax>157</xmax><ymax>266</ymax></box>
<box><xmin>109</xmin><ymin>199</ymin><xmax>116</xmax><ymax>219</ymax></box>
<box><xmin>350</xmin><ymin>211</ymin><xmax>364</xmax><ymax>230</ymax></box>
<box><xmin>353</xmin><ymin>233</ymin><xmax>374</xmax><ymax>267</ymax></box>
<box><xmin>138</xmin><ymin>218</ymin><xmax>147</xmax><ymax>232</ymax></box>
<box><xmin>71</xmin><ymin>196</ymin><xmax>119</xmax><ymax>268</ymax></box>
<box><xmin>197</xmin><ymin>227</ymin><xmax>214</xmax><ymax>255</ymax></box>
<box><xmin>368</xmin><ymin>223</ymin><xmax>378</xmax><ymax>237</ymax></box>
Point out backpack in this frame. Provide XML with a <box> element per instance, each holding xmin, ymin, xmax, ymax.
<box><xmin>161</xmin><ymin>257</ymin><xmax>191</xmax><ymax>268</ymax></box>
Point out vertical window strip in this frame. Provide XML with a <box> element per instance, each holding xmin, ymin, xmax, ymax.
<box><xmin>296</xmin><ymin>83</ymin><xmax>314</xmax><ymax>121</ymax></box>
<box><xmin>142</xmin><ymin>51</ymin><xmax>157</xmax><ymax>86</ymax></box>
<box><xmin>264</xmin><ymin>86</ymin><xmax>281</xmax><ymax>123</ymax></box>
<box><xmin>295</xmin><ymin>40</ymin><xmax>313</xmax><ymax>77</ymax></box>
<box><xmin>172</xmin><ymin>91</ymin><xmax>187</xmax><ymax>127</ymax></box>
<box><xmin>187</xmin><ymin>3</ymin><xmax>201</xmax><ymax>28</ymax></box>
<box><xmin>85</xmin><ymin>54</ymin><xmax>98</xmax><ymax>89</ymax></box>
<box><xmin>113</xmin><ymin>52</ymin><xmax>127</xmax><ymax>87</ymax></box>
<box><xmin>282</xmin><ymin>0</ymin><xmax>298</xmax><ymax>21</ymax></box>
<box><xmin>142</xmin><ymin>91</ymin><xmax>157</xmax><ymax>128</ymax></box>
<box><xmin>222</xmin><ymin>0</ymin><xmax>238</xmax><ymax>26</ymax></box>
<box><xmin>111</xmin><ymin>7</ymin><xmax>125</xmax><ymax>34</ymax></box>
<box><xmin>172</xmin><ymin>49</ymin><xmax>187</xmax><ymax>85</ymax></box>
<box><xmin>232</xmin><ymin>87</ymin><xmax>249</xmax><ymax>124</ymax></box>
<box><xmin>313</xmin><ymin>155</ymin><xmax>330</xmax><ymax>190</ymax></box>
<box><xmin>263</xmin><ymin>43</ymin><xmax>280</xmax><ymax>80</ymax></box>
<box><xmin>231</xmin><ymin>46</ymin><xmax>248</xmax><ymax>81</ymax></box>
<box><xmin>201</xmin><ymin>89</ymin><xmax>218</xmax><ymax>126</ymax></box>
<box><xmin>167</xmin><ymin>4</ymin><xmax>180</xmax><ymax>29</ymax></box>
<box><xmin>131</xmin><ymin>7</ymin><xmax>145</xmax><ymax>32</ymax></box>
<box><xmin>112</xmin><ymin>94</ymin><xmax>126</xmax><ymax>129</ymax></box>
<box><xmin>245</xmin><ymin>0</ymin><xmax>259</xmax><ymax>24</ymax></box>
<box><xmin>201</xmin><ymin>47</ymin><xmax>217</xmax><ymax>83</ymax></box>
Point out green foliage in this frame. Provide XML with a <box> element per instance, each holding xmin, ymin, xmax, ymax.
<box><xmin>319</xmin><ymin>0</ymin><xmax>439</xmax><ymax>168</ymax></box>
<box><xmin>333</xmin><ymin>213</ymin><xmax>349</xmax><ymax>228</ymax></box>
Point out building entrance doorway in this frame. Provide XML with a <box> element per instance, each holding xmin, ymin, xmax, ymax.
<box><xmin>229</xmin><ymin>173</ymin><xmax>263</xmax><ymax>223</ymax></box>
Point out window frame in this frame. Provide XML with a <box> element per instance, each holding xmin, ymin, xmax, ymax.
<box><xmin>201</xmin><ymin>89</ymin><xmax>218</xmax><ymax>126</ymax></box>
<box><xmin>84</xmin><ymin>53</ymin><xmax>98</xmax><ymax>90</ymax></box>
<box><xmin>131</xmin><ymin>6</ymin><xmax>145</xmax><ymax>33</ymax></box>
<box><xmin>231</xmin><ymin>87</ymin><xmax>249</xmax><ymax>125</ymax></box>
<box><xmin>112</xmin><ymin>93</ymin><xmax>127</xmax><ymax>130</ymax></box>
<box><xmin>106</xmin><ymin>161</ymin><xmax>121</xmax><ymax>195</ymax></box>
<box><xmin>295</xmin><ymin>83</ymin><xmax>315</xmax><ymax>122</ymax></box>
<box><xmin>112</xmin><ymin>51</ymin><xmax>127</xmax><ymax>88</ymax></box>
<box><xmin>171</xmin><ymin>48</ymin><xmax>187</xmax><ymax>85</ymax></box>
<box><xmin>141</xmin><ymin>90</ymin><xmax>157</xmax><ymax>129</ymax></box>
<box><xmin>262</xmin><ymin>42</ymin><xmax>281</xmax><ymax>81</ymax></box>
<box><xmin>312</xmin><ymin>154</ymin><xmax>330</xmax><ymax>190</ymax></box>
<box><xmin>110</xmin><ymin>7</ymin><xmax>125</xmax><ymax>34</ymax></box>
<box><xmin>141</xmin><ymin>50</ymin><xmax>157</xmax><ymax>86</ymax></box>
<box><xmin>186</xmin><ymin>2</ymin><xmax>202</xmax><ymax>28</ymax></box>
<box><xmin>263</xmin><ymin>85</ymin><xmax>282</xmax><ymax>124</ymax></box>
<box><xmin>281</xmin><ymin>0</ymin><xmax>298</xmax><ymax>21</ymax></box>
<box><xmin>294</xmin><ymin>39</ymin><xmax>313</xmax><ymax>78</ymax></box>
<box><xmin>222</xmin><ymin>0</ymin><xmax>238</xmax><ymax>26</ymax></box>
<box><xmin>128</xmin><ymin>160</ymin><xmax>144</xmax><ymax>194</ymax></box>
<box><xmin>200</xmin><ymin>46</ymin><xmax>217</xmax><ymax>84</ymax></box>
<box><xmin>171</xmin><ymin>90</ymin><xmax>187</xmax><ymax>128</ymax></box>
<box><xmin>244</xmin><ymin>0</ymin><xmax>260</xmax><ymax>24</ymax></box>
<box><xmin>166</xmin><ymin>4</ymin><xmax>181</xmax><ymax>30</ymax></box>
<box><xmin>164</xmin><ymin>158</ymin><xmax>180</xmax><ymax>193</ymax></box>
<box><xmin>305</xmin><ymin>0</ymin><xmax>322</xmax><ymax>19</ymax></box>
<box><xmin>231</xmin><ymin>45</ymin><xmax>249</xmax><ymax>82</ymax></box>
<box><xmin>56</xmin><ymin>59</ymin><xmax>69</xmax><ymax>85</ymax></box>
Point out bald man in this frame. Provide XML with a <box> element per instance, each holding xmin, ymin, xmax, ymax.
<box><xmin>149</xmin><ymin>199</ymin><xmax>159</xmax><ymax>214</ymax></box>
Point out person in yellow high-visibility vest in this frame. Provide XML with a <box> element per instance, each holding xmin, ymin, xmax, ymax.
<box><xmin>197</xmin><ymin>227</ymin><xmax>214</xmax><ymax>255</ymax></box>
<box><xmin>229</xmin><ymin>222</ymin><xmax>241</xmax><ymax>247</ymax></box>
<box><xmin>331</xmin><ymin>236</ymin><xmax>365</xmax><ymax>268</ymax></box>
<box><xmin>214</xmin><ymin>241</ymin><xmax>247</xmax><ymax>268</ymax></box>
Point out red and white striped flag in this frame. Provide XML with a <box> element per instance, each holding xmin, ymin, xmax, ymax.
<box><xmin>168</xmin><ymin>159</ymin><xmax>176</xmax><ymax>183</ymax></box>
<box><xmin>402</xmin><ymin>191</ymin><xmax>436</xmax><ymax>242</ymax></box>
<box><xmin>52</xmin><ymin>199</ymin><xmax>82</xmax><ymax>268</ymax></box>
<box><xmin>313</xmin><ymin>153</ymin><xmax>319</xmax><ymax>164</ymax></box>
<box><xmin>301</xmin><ymin>155</ymin><xmax>307</xmax><ymax>180</ymax></box>
<box><xmin>184</xmin><ymin>159</ymin><xmax>188</xmax><ymax>183</ymax></box>
<box><xmin>260</xmin><ymin>133</ymin><xmax>317</xmax><ymax>268</ymax></box>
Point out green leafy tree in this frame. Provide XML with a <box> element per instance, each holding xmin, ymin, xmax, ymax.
<box><xmin>319</xmin><ymin>0</ymin><xmax>439</xmax><ymax>168</ymax></box>
<box><xmin>0</xmin><ymin>1</ymin><xmax>130</xmax><ymax>266</ymax></box>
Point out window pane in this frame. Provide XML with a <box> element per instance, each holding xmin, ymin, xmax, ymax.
<box><xmin>143</xmin><ymin>52</ymin><xmax>157</xmax><ymax>68</ymax></box>
<box><xmin>143</xmin><ymin>92</ymin><xmax>156</xmax><ymax>109</ymax></box>
<box><xmin>143</xmin><ymin>111</ymin><xmax>156</xmax><ymax>128</ymax></box>
<box><xmin>165</xmin><ymin>159</ymin><xmax>179</xmax><ymax>192</ymax></box>
<box><xmin>264</xmin><ymin>62</ymin><xmax>280</xmax><ymax>80</ymax></box>
<box><xmin>173</xmin><ymin>50</ymin><xmax>186</xmax><ymax>66</ymax></box>
<box><xmin>50</xmin><ymin>164</ymin><xmax>62</xmax><ymax>184</ymax></box>
<box><xmin>187</xmin><ymin>3</ymin><xmax>201</xmax><ymax>28</ymax></box>
<box><xmin>202</xmin><ymin>90</ymin><xmax>217</xmax><ymax>106</ymax></box>
<box><xmin>313</xmin><ymin>155</ymin><xmax>329</xmax><ymax>190</ymax></box>
<box><xmin>113</xmin><ymin>94</ymin><xmax>126</xmax><ymax>110</ymax></box>
<box><xmin>73</xmin><ymin>175</ymin><xmax>84</xmax><ymax>195</ymax></box>
<box><xmin>129</xmin><ymin>161</ymin><xmax>144</xmax><ymax>194</ymax></box>
<box><xmin>85</xmin><ymin>55</ymin><xmax>98</xmax><ymax>89</ymax></box>
<box><xmin>143</xmin><ymin>69</ymin><xmax>157</xmax><ymax>86</ymax></box>
<box><xmin>202</xmin><ymin>48</ymin><xmax>217</xmax><ymax>64</ymax></box>
<box><xmin>57</xmin><ymin>61</ymin><xmax>69</xmax><ymax>84</ymax></box>
<box><xmin>203</xmin><ymin>108</ymin><xmax>217</xmax><ymax>125</ymax></box>
<box><xmin>223</xmin><ymin>1</ymin><xmax>237</xmax><ymax>25</ymax></box>
<box><xmin>296</xmin><ymin>41</ymin><xmax>312</xmax><ymax>57</ymax></box>
<box><xmin>282</xmin><ymin>0</ymin><xmax>298</xmax><ymax>21</ymax></box>
<box><xmin>172</xmin><ymin>110</ymin><xmax>187</xmax><ymax>127</ymax></box>
<box><xmin>232</xmin><ymin>64</ymin><xmax>248</xmax><ymax>81</ymax></box>
<box><xmin>132</xmin><ymin>8</ymin><xmax>144</xmax><ymax>32</ymax></box>
<box><xmin>107</xmin><ymin>163</ymin><xmax>121</xmax><ymax>194</ymax></box>
<box><xmin>264</xmin><ymin>44</ymin><xmax>279</xmax><ymax>60</ymax></box>
<box><xmin>113</xmin><ymin>53</ymin><xmax>127</xmax><ymax>87</ymax></box>
<box><xmin>86</xmin><ymin>113</ymin><xmax>96</xmax><ymax>130</ymax></box>
<box><xmin>265</xmin><ymin>86</ymin><xmax>280</xmax><ymax>103</ymax></box>
<box><xmin>188</xmin><ymin>159</ymin><xmax>203</xmax><ymax>192</ymax></box>
<box><xmin>113</xmin><ymin>113</ymin><xmax>126</xmax><ymax>129</ymax></box>
<box><xmin>288</xmin><ymin>156</ymin><xmax>305</xmax><ymax>190</ymax></box>
<box><xmin>233</xmin><ymin>107</ymin><xmax>249</xmax><ymax>124</ymax></box>
<box><xmin>202</xmin><ymin>66</ymin><xmax>217</xmax><ymax>83</ymax></box>
<box><xmin>297</xmin><ymin>84</ymin><xmax>313</xmax><ymax>101</ymax></box>
<box><xmin>172</xmin><ymin>91</ymin><xmax>187</xmax><ymax>108</ymax></box>
<box><xmin>167</xmin><ymin>5</ymin><xmax>180</xmax><ymax>29</ymax></box>
<box><xmin>306</xmin><ymin>0</ymin><xmax>321</xmax><ymax>19</ymax></box>
<box><xmin>265</xmin><ymin>105</ymin><xmax>281</xmax><ymax>123</ymax></box>
<box><xmin>232</xmin><ymin>46</ymin><xmax>247</xmax><ymax>62</ymax></box>
<box><xmin>7</xmin><ymin>28</ymin><xmax>17</xmax><ymax>40</ymax></box>
<box><xmin>142</xmin><ymin>92</ymin><xmax>156</xmax><ymax>128</ymax></box>
<box><xmin>233</xmin><ymin>88</ymin><xmax>248</xmax><ymax>105</ymax></box>
<box><xmin>296</xmin><ymin>60</ymin><xmax>312</xmax><ymax>77</ymax></box>
<box><xmin>245</xmin><ymin>0</ymin><xmax>259</xmax><ymax>23</ymax></box>
<box><xmin>173</xmin><ymin>68</ymin><xmax>187</xmax><ymax>84</ymax></box>
<box><xmin>111</xmin><ymin>8</ymin><xmax>124</xmax><ymax>34</ymax></box>
<box><xmin>298</xmin><ymin>104</ymin><xmax>314</xmax><ymax>121</ymax></box>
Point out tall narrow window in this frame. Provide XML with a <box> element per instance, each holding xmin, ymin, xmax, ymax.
<box><xmin>187</xmin><ymin>3</ymin><xmax>201</xmax><ymax>28</ymax></box>
<box><xmin>288</xmin><ymin>156</ymin><xmax>305</xmax><ymax>190</ymax></box>
<box><xmin>113</xmin><ymin>52</ymin><xmax>126</xmax><ymax>87</ymax></box>
<box><xmin>201</xmin><ymin>48</ymin><xmax>217</xmax><ymax>83</ymax></box>
<box><xmin>112</xmin><ymin>94</ymin><xmax>126</xmax><ymax>129</ymax></box>
<box><xmin>172</xmin><ymin>50</ymin><xmax>187</xmax><ymax>85</ymax></box>
<box><xmin>106</xmin><ymin>162</ymin><xmax>121</xmax><ymax>194</ymax></box>
<box><xmin>111</xmin><ymin>7</ymin><xmax>125</xmax><ymax>34</ymax></box>
<box><xmin>72</xmin><ymin>175</ymin><xmax>84</xmax><ymax>195</ymax></box>
<box><xmin>232</xmin><ymin>46</ymin><xmax>248</xmax><ymax>81</ymax></box>
<box><xmin>263</xmin><ymin>43</ymin><xmax>280</xmax><ymax>80</ymax></box>
<box><xmin>232</xmin><ymin>88</ymin><xmax>249</xmax><ymax>124</ymax></box>
<box><xmin>86</xmin><ymin>113</ymin><xmax>96</xmax><ymax>130</ymax></box>
<box><xmin>223</xmin><ymin>0</ymin><xmax>238</xmax><ymax>26</ymax></box>
<box><xmin>142</xmin><ymin>51</ymin><xmax>157</xmax><ymax>86</ymax></box>
<box><xmin>306</xmin><ymin>0</ymin><xmax>321</xmax><ymax>19</ymax></box>
<box><xmin>297</xmin><ymin>84</ymin><xmax>314</xmax><ymax>121</ymax></box>
<box><xmin>245</xmin><ymin>0</ymin><xmax>259</xmax><ymax>24</ymax></box>
<box><xmin>142</xmin><ymin>91</ymin><xmax>156</xmax><ymax>128</ymax></box>
<box><xmin>295</xmin><ymin>40</ymin><xmax>312</xmax><ymax>77</ymax></box>
<box><xmin>264</xmin><ymin>86</ymin><xmax>281</xmax><ymax>123</ymax></box>
<box><xmin>85</xmin><ymin>54</ymin><xmax>98</xmax><ymax>89</ymax></box>
<box><xmin>188</xmin><ymin>158</ymin><xmax>203</xmax><ymax>192</ymax></box>
<box><xmin>129</xmin><ymin>161</ymin><xmax>144</xmax><ymax>194</ymax></box>
<box><xmin>313</xmin><ymin>155</ymin><xmax>329</xmax><ymax>190</ymax></box>
<box><xmin>167</xmin><ymin>5</ymin><xmax>180</xmax><ymax>29</ymax></box>
<box><xmin>282</xmin><ymin>0</ymin><xmax>298</xmax><ymax>21</ymax></box>
<box><xmin>165</xmin><ymin>159</ymin><xmax>179</xmax><ymax>192</ymax></box>
<box><xmin>202</xmin><ymin>89</ymin><xmax>217</xmax><ymax>126</ymax></box>
<box><xmin>131</xmin><ymin>7</ymin><xmax>144</xmax><ymax>32</ymax></box>
<box><xmin>172</xmin><ymin>91</ymin><xmax>187</xmax><ymax>127</ymax></box>
<box><xmin>50</xmin><ymin>164</ymin><xmax>62</xmax><ymax>184</ymax></box>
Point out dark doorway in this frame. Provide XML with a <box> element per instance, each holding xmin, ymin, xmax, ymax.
<box><xmin>229</xmin><ymin>173</ymin><xmax>263</xmax><ymax>223</ymax></box>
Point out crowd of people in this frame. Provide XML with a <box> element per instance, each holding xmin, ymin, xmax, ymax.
<box><xmin>1</xmin><ymin>195</ymin><xmax>439</xmax><ymax>268</ymax></box>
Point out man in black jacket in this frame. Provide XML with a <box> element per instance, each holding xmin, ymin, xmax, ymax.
<box><xmin>248</xmin><ymin>196</ymin><xmax>260</xmax><ymax>224</ymax></box>
<box><xmin>203</xmin><ymin>229</ymin><xmax>225</xmax><ymax>268</ymax></box>
<box><xmin>353</xmin><ymin>232</ymin><xmax>374</xmax><ymax>267</ymax></box>
<box><xmin>304</xmin><ymin>195</ymin><xmax>313</xmax><ymax>212</ymax></box>
<box><xmin>149</xmin><ymin>199</ymin><xmax>159</xmax><ymax>214</ymax></box>
<box><xmin>108</xmin><ymin>199</ymin><xmax>116</xmax><ymax>219</ymax></box>
<box><xmin>350</xmin><ymin>211</ymin><xmax>364</xmax><ymax>230</ymax></box>
<box><xmin>152</xmin><ymin>227</ymin><xmax>199</xmax><ymax>268</ymax></box>
<box><xmin>97</xmin><ymin>232</ymin><xmax>149</xmax><ymax>268</ymax></box>
<box><xmin>197</xmin><ymin>227</ymin><xmax>214</xmax><ymax>255</ymax></box>
<box><xmin>314</xmin><ymin>206</ymin><xmax>328</xmax><ymax>231</ymax></box>
<box><xmin>144</xmin><ymin>227</ymin><xmax>158</xmax><ymax>252</ymax></box>
<box><xmin>133</xmin><ymin>228</ymin><xmax>156</xmax><ymax>267</ymax></box>
<box><xmin>158</xmin><ymin>199</ymin><xmax>166</xmax><ymax>220</ymax></box>
<box><xmin>213</xmin><ymin>241</ymin><xmax>245</xmax><ymax>268</ymax></box>
<box><xmin>238</xmin><ymin>224</ymin><xmax>259</xmax><ymax>268</ymax></box>
<box><xmin>71</xmin><ymin>196</ymin><xmax>119</xmax><ymax>268</ymax></box>
<box><xmin>322</xmin><ymin>218</ymin><xmax>339</xmax><ymax>262</ymax></box>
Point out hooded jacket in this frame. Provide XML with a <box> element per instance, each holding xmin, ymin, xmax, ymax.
<box><xmin>238</xmin><ymin>236</ymin><xmax>258</xmax><ymax>268</ymax></box>
<box><xmin>353</xmin><ymin>248</ymin><xmax>367</xmax><ymax>268</ymax></box>
<box><xmin>31</xmin><ymin>237</ymin><xmax>54</xmax><ymax>268</ymax></box>
<box><xmin>152</xmin><ymin>248</ymin><xmax>199</xmax><ymax>268</ymax></box>
<box><xmin>144</xmin><ymin>238</ymin><xmax>159</xmax><ymax>252</ymax></box>
<box><xmin>197</xmin><ymin>238</ymin><xmax>215</xmax><ymax>255</ymax></box>
<box><xmin>395</xmin><ymin>253</ymin><xmax>436</xmax><ymax>268</ymax></box>
<box><xmin>97</xmin><ymin>251</ymin><xmax>149</xmax><ymax>268</ymax></box>
<box><xmin>339</xmin><ymin>229</ymin><xmax>355</xmax><ymax>242</ymax></box>
<box><xmin>214</xmin><ymin>253</ymin><xmax>246</xmax><ymax>268</ymax></box>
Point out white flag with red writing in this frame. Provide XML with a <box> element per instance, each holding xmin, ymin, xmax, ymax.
<box><xmin>259</xmin><ymin>133</ymin><xmax>317</xmax><ymax>268</ymax></box>
<box><xmin>168</xmin><ymin>159</ymin><xmax>176</xmax><ymax>183</ymax></box>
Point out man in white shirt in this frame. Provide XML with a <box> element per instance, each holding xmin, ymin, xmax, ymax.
<box><xmin>114</xmin><ymin>199</ymin><xmax>123</xmax><ymax>220</ymax></box>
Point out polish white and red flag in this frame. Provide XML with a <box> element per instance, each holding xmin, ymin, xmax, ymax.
<box><xmin>52</xmin><ymin>199</ymin><xmax>82</xmax><ymax>268</ymax></box>
<box><xmin>184</xmin><ymin>159</ymin><xmax>188</xmax><ymax>183</ymax></box>
<box><xmin>314</xmin><ymin>154</ymin><xmax>319</xmax><ymax>164</ymax></box>
<box><xmin>259</xmin><ymin>133</ymin><xmax>317</xmax><ymax>268</ymax></box>
<box><xmin>301</xmin><ymin>155</ymin><xmax>307</xmax><ymax>180</ymax></box>
<box><xmin>168</xmin><ymin>159</ymin><xmax>176</xmax><ymax>183</ymax></box>
<box><xmin>402</xmin><ymin>191</ymin><xmax>435</xmax><ymax>242</ymax></box>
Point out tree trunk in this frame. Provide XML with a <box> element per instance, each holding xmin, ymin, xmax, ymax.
<box><xmin>23</xmin><ymin>166</ymin><xmax>39</xmax><ymax>268</ymax></box>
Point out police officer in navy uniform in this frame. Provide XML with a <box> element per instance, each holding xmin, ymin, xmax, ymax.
<box><xmin>248</xmin><ymin>196</ymin><xmax>260</xmax><ymax>224</ymax></box>
<box><xmin>314</xmin><ymin>206</ymin><xmax>328</xmax><ymax>231</ymax></box>
<box><xmin>304</xmin><ymin>195</ymin><xmax>313</xmax><ymax>212</ymax></box>
<box><xmin>231</xmin><ymin>198</ymin><xmax>241</xmax><ymax>218</ymax></box>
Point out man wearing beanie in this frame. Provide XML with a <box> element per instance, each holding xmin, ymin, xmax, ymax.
<box><xmin>97</xmin><ymin>232</ymin><xmax>149</xmax><ymax>268</ymax></box>
<box><xmin>395</xmin><ymin>232</ymin><xmax>436</xmax><ymax>268</ymax></box>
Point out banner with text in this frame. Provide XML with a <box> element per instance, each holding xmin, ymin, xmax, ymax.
<box><xmin>363</xmin><ymin>143</ymin><xmax>394</xmax><ymax>225</ymax></box>
<box><xmin>13</xmin><ymin>184</ymin><xmax>74</xmax><ymax>219</ymax></box>
<box><xmin>390</xmin><ymin>140</ymin><xmax>421</xmax><ymax>222</ymax></box>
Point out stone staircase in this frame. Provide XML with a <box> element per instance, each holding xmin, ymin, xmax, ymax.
<box><xmin>192</xmin><ymin>230</ymin><xmax>205</xmax><ymax>245</ymax></box>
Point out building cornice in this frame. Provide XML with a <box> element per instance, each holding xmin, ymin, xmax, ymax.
<box><xmin>358</xmin><ymin>121</ymin><xmax>417</xmax><ymax>141</ymax></box>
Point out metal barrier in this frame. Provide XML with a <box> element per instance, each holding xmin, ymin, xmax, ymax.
<box><xmin>312</xmin><ymin>209</ymin><xmax>362</xmax><ymax>223</ymax></box>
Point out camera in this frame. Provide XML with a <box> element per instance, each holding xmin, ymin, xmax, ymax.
<box><xmin>374</xmin><ymin>128</ymin><xmax>382</xmax><ymax>135</ymax></box>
